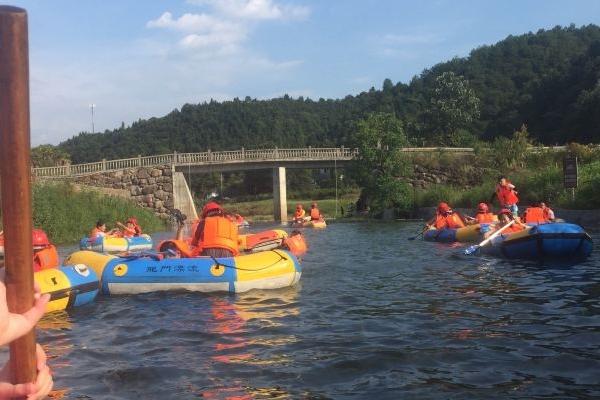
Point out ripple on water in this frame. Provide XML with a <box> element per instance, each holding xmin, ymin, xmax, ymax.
<box><xmin>37</xmin><ymin>223</ymin><xmax>600</xmax><ymax>399</ymax></box>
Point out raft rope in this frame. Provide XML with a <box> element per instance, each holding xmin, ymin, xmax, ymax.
<box><xmin>209</xmin><ymin>251</ymin><xmax>288</xmax><ymax>272</ymax></box>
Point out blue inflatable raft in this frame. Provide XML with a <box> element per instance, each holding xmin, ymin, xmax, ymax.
<box><xmin>35</xmin><ymin>264</ymin><xmax>100</xmax><ymax>312</ymax></box>
<box><xmin>64</xmin><ymin>249</ymin><xmax>302</xmax><ymax>295</ymax></box>
<box><xmin>79</xmin><ymin>234</ymin><xmax>153</xmax><ymax>253</ymax></box>
<box><xmin>481</xmin><ymin>222</ymin><xmax>593</xmax><ymax>261</ymax></box>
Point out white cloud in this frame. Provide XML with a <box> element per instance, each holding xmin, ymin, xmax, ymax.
<box><xmin>186</xmin><ymin>0</ymin><xmax>309</xmax><ymax>20</ymax></box>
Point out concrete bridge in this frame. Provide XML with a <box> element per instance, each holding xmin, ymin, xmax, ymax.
<box><xmin>33</xmin><ymin>147</ymin><xmax>365</xmax><ymax>222</ymax></box>
<box><xmin>32</xmin><ymin>145</ymin><xmax>570</xmax><ymax>222</ymax></box>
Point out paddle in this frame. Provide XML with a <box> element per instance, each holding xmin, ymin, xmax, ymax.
<box><xmin>0</xmin><ymin>5</ymin><xmax>37</xmax><ymax>384</ymax></box>
<box><xmin>409</xmin><ymin>216</ymin><xmax>435</xmax><ymax>240</ymax></box>
<box><xmin>408</xmin><ymin>226</ymin><xmax>429</xmax><ymax>241</ymax></box>
<box><xmin>464</xmin><ymin>220</ymin><xmax>515</xmax><ymax>255</ymax></box>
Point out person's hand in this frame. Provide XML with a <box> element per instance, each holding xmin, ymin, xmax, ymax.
<box><xmin>0</xmin><ymin>273</ymin><xmax>49</xmax><ymax>346</ymax></box>
<box><xmin>0</xmin><ymin>344</ymin><xmax>53</xmax><ymax>399</ymax></box>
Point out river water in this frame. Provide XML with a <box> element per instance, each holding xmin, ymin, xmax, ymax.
<box><xmin>32</xmin><ymin>223</ymin><xmax>600</xmax><ymax>399</ymax></box>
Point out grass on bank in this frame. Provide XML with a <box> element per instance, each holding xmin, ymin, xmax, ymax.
<box><xmin>413</xmin><ymin>159</ymin><xmax>600</xmax><ymax>210</ymax></box>
<box><xmin>0</xmin><ymin>182</ymin><xmax>167</xmax><ymax>244</ymax></box>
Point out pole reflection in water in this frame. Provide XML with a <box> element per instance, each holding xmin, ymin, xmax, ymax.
<box><xmin>201</xmin><ymin>289</ymin><xmax>299</xmax><ymax>399</ymax></box>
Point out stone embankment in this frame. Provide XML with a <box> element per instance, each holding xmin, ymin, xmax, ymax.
<box><xmin>73</xmin><ymin>165</ymin><xmax>175</xmax><ymax>219</ymax></box>
<box><xmin>408</xmin><ymin>164</ymin><xmax>483</xmax><ymax>189</ymax></box>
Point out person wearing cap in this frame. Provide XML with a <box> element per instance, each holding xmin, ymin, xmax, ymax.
<box><xmin>473</xmin><ymin>202</ymin><xmax>497</xmax><ymax>224</ymax></box>
<box><xmin>429</xmin><ymin>202</ymin><xmax>466</xmax><ymax>230</ymax></box>
<box><xmin>191</xmin><ymin>201</ymin><xmax>239</xmax><ymax>258</ymax></box>
<box><xmin>293</xmin><ymin>204</ymin><xmax>306</xmax><ymax>222</ymax></box>
<box><xmin>309</xmin><ymin>202</ymin><xmax>322</xmax><ymax>221</ymax></box>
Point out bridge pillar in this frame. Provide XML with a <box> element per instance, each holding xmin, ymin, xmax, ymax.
<box><xmin>272</xmin><ymin>167</ymin><xmax>287</xmax><ymax>223</ymax></box>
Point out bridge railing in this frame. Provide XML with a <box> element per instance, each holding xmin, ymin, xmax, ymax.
<box><xmin>34</xmin><ymin>146</ymin><xmax>565</xmax><ymax>178</ymax></box>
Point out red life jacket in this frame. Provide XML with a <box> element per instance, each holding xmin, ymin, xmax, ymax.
<box><xmin>496</xmin><ymin>183</ymin><xmax>519</xmax><ymax>206</ymax></box>
<box><xmin>283</xmin><ymin>234</ymin><xmax>308</xmax><ymax>257</ymax></box>
<box><xmin>475</xmin><ymin>212</ymin><xmax>496</xmax><ymax>224</ymax></box>
<box><xmin>524</xmin><ymin>207</ymin><xmax>547</xmax><ymax>224</ymax></box>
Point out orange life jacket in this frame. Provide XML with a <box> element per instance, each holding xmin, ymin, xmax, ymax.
<box><xmin>496</xmin><ymin>183</ymin><xmax>519</xmax><ymax>206</ymax></box>
<box><xmin>434</xmin><ymin>213</ymin><xmax>465</xmax><ymax>229</ymax></box>
<box><xmin>310</xmin><ymin>208</ymin><xmax>321</xmax><ymax>221</ymax></box>
<box><xmin>294</xmin><ymin>209</ymin><xmax>306</xmax><ymax>219</ymax></box>
<box><xmin>524</xmin><ymin>207</ymin><xmax>547</xmax><ymax>224</ymax></box>
<box><xmin>200</xmin><ymin>216</ymin><xmax>239</xmax><ymax>256</ymax></box>
<box><xmin>475</xmin><ymin>212</ymin><xmax>496</xmax><ymax>224</ymax></box>
<box><xmin>284</xmin><ymin>234</ymin><xmax>307</xmax><ymax>257</ymax></box>
<box><xmin>503</xmin><ymin>223</ymin><xmax>526</xmax><ymax>234</ymax></box>
<box><xmin>33</xmin><ymin>245</ymin><xmax>60</xmax><ymax>271</ymax></box>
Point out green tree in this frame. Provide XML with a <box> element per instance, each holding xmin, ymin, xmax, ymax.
<box><xmin>30</xmin><ymin>144</ymin><xmax>71</xmax><ymax>167</ymax></box>
<box><xmin>427</xmin><ymin>71</ymin><xmax>480</xmax><ymax>144</ymax></box>
<box><xmin>351</xmin><ymin>113</ymin><xmax>412</xmax><ymax>213</ymax></box>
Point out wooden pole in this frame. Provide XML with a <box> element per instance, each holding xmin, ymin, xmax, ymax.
<box><xmin>0</xmin><ymin>6</ymin><xmax>37</xmax><ymax>384</ymax></box>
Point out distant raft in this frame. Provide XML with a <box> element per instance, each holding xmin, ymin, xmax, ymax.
<box><xmin>79</xmin><ymin>234</ymin><xmax>153</xmax><ymax>253</ymax></box>
<box><xmin>36</xmin><ymin>264</ymin><xmax>100</xmax><ymax>312</ymax></box>
<box><xmin>424</xmin><ymin>224</ymin><xmax>481</xmax><ymax>243</ymax></box>
<box><xmin>64</xmin><ymin>249</ymin><xmax>301</xmax><ymax>295</ymax></box>
<box><xmin>480</xmin><ymin>222</ymin><xmax>593</xmax><ymax>261</ymax></box>
<box><xmin>290</xmin><ymin>219</ymin><xmax>327</xmax><ymax>229</ymax></box>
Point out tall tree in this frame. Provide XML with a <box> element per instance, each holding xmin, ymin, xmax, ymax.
<box><xmin>426</xmin><ymin>71</ymin><xmax>480</xmax><ymax>145</ymax></box>
<box><xmin>351</xmin><ymin>113</ymin><xmax>412</xmax><ymax>213</ymax></box>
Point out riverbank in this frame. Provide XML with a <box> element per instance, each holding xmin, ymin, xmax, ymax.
<box><xmin>0</xmin><ymin>182</ymin><xmax>167</xmax><ymax>244</ymax></box>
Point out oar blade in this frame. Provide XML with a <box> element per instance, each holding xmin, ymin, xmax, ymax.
<box><xmin>464</xmin><ymin>244</ymin><xmax>479</xmax><ymax>255</ymax></box>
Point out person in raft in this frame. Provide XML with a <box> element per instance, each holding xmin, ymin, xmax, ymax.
<box><xmin>118</xmin><ymin>217</ymin><xmax>142</xmax><ymax>237</ymax></box>
<box><xmin>472</xmin><ymin>202</ymin><xmax>497</xmax><ymax>224</ymax></box>
<box><xmin>427</xmin><ymin>202</ymin><xmax>466</xmax><ymax>230</ymax></box>
<box><xmin>484</xmin><ymin>208</ymin><xmax>528</xmax><ymax>238</ymax></box>
<box><xmin>491</xmin><ymin>176</ymin><xmax>519</xmax><ymax>217</ymax></box>
<box><xmin>90</xmin><ymin>220</ymin><xmax>119</xmax><ymax>239</ymax></box>
<box><xmin>191</xmin><ymin>202</ymin><xmax>239</xmax><ymax>258</ymax></box>
<box><xmin>0</xmin><ymin>269</ymin><xmax>53</xmax><ymax>399</ymax></box>
<box><xmin>522</xmin><ymin>202</ymin><xmax>556</xmax><ymax>224</ymax></box>
<box><xmin>293</xmin><ymin>204</ymin><xmax>306</xmax><ymax>222</ymax></box>
<box><xmin>309</xmin><ymin>202</ymin><xmax>323</xmax><ymax>221</ymax></box>
<box><xmin>540</xmin><ymin>202</ymin><xmax>556</xmax><ymax>222</ymax></box>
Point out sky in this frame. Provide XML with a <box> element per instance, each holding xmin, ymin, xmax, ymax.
<box><xmin>7</xmin><ymin>0</ymin><xmax>600</xmax><ymax>146</ymax></box>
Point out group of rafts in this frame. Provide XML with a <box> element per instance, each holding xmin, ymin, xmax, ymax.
<box><xmin>0</xmin><ymin>203</ymin><xmax>325</xmax><ymax>314</ymax></box>
<box><xmin>423</xmin><ymin>201</ymin><xmax>593</xmax><ymax>261</ymax></box>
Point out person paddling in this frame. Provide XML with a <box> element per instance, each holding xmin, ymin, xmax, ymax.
<box><xmin>293</xmin><ymin>204</ymin><xmax>306</xmax><ymax>222</ymax></box>
<box><xmin>428</xmin><ymin>202</ymin><xmax>466</xmax><ymax>230</ymax></box>
<box><xmin>484</xmin><ymin>208</ymin><xmax>528</xmax><ymax>238</ymax></box>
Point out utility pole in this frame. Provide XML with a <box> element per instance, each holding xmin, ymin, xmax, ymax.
<box><xmin>89</xmin><ymin>103</ymin><xmax>96</xmax><ymax>134</ymax></box>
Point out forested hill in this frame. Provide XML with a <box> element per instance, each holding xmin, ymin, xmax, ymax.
<box><xmin>59</xmin><ymin>24</ymin><xmax>600</xmax><ymax>163</ymax></box>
